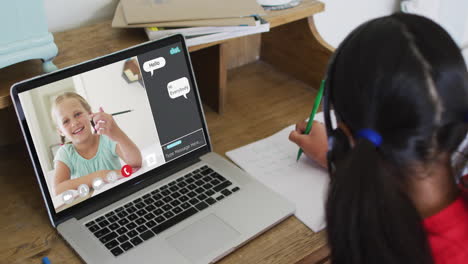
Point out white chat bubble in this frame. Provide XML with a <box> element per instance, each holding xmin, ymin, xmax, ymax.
<box><xmin>143</xmin><ymin>57</ymin><xmax>166</xmax><ymax>76</ymax></box>
<box><xmin>167</xmin><ymin>77</ymin><xmax>190</xmax><ymax>99</ymax></box>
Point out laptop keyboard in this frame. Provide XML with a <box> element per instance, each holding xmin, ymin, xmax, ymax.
<box><xmin>84</xmin><ymin>165</ymin><xmax>240</xmax><ymax>257</ymax></box>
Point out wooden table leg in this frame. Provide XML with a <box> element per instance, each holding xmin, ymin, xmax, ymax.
<box><xmin>190</xmin><ymin>43</ymin><xmax>227</xmax><ymax>114</ymax></box>
<box><xmin>261</xmin><ymin>17</ymin><xmax>333</xmax><ymax>89</ymax></box>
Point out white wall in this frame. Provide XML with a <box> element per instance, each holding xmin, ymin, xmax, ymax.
<box><xmin>314</xmin><ymin>0</ymin><xmax>399</xmax><ymax>48</ymax></box>
<box><xmin>19</xmin><ymin>78</ymin><xmax>75</xmax><ymax>172</ymax></box>
<box><xmin>19</xmin><ymin>78</ymin><xmax>76</xmax><ymax>196</ymax></box>
<box><xmin>45</xmin><ymin>0</ymin><xmax>119</xmax><ymax>32</ymax></box>
<box><xmin>73</xmin><ymin>59</ymin><xmax>161</xmax><ymax>153</ymax></box>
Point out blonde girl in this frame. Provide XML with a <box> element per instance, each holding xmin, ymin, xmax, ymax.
<box><xmin>51</xmin><ymin>92</ymin><xmax>142</xmax><ymax>195</ymax></box>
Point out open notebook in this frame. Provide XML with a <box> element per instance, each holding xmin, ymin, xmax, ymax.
<box><xmin>226</xmin><ymin>113</ymin><xmax>332</xmax><ymax>232</ymax></box>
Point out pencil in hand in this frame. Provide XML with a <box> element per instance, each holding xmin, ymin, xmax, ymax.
<box><xmin>296</xmin><ymin>79</ymin><xmax>325</xmax><ymax>161</ymax></box>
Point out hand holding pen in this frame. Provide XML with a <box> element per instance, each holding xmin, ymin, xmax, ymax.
<box><xmin>289</xmin><ymin>80</ymin><xmax>328</xmax><ymax>168</ymax></box>
<box><xmin>289</xmin><ymin>119</ymin><xmax>328</xmax><ymax>168</ymax></box>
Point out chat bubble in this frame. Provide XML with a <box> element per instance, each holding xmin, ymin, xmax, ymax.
<box><xmin>143</xmin><ymin>57</ymin><xmax>166</xmax><ymax>76</ymax></box>
<box><xmin>167</xmin><ymin>77</ymin><xmax>190</xmax><ymax>99</ymax></box>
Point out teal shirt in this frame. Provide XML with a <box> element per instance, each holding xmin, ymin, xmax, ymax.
<box><xmin>54</xmin><ymin>135</ymin><xmax>121</xmax><ymax>179</ymax></box>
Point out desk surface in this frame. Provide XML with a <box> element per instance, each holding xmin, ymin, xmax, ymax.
<box><xmin>0</xmin><ymin>0</ymin><xmax>324</xmax><ymax>110</ymax></box>
<box><xmin>0</xmin><ymin>61</ymin><xmax>329</xmax><ymax>263</ymax></box>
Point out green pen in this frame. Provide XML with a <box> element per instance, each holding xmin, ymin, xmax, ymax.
<box><xmin>296</xmin><ymin>79</ymin><xmax>325</xmax><ymax>161</ymax></box>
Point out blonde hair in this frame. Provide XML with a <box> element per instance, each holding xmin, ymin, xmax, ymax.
<box><xmin>51</xmin><ymin>92</ymin><xmax>92</xmax><ymax>144</ymax></box>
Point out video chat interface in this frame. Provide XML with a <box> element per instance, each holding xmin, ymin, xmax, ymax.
<box><xmin>21</xmin><ymin>40</ymin><xmax>207</xmax><ymax>212</ymax></box>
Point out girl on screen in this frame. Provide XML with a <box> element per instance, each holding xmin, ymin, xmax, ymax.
<box><xmin>289</xmin><ymin>14</ymin><xmax>468</xmax><ymax>264</ymax></box>
<box><xmin>51</xmin><ymin>92</ymin><xmax>142</xmax><ymax>195</ymax></box>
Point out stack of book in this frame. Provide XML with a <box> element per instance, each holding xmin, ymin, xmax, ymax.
<box><xmin>112</xmin><ymin>0</ymin><xmax>269</xmax><ymax>47</ymax></box>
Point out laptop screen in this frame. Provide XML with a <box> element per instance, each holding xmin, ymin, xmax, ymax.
<box><xmin>15</xmin><ymin>36</ymin><xmax>208</xmax><ymax>214</ymax></box>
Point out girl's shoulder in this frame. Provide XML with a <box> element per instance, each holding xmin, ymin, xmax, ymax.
<box><xmin>53</xmin><ymin>144</ymin><xmax>78</xmax><ymax>172</ymax></box>
<box><xmin>55</xmin><ymin>143</ymin><xmax>76</xmax><ymax>158</ymax></box>
<box><xmin>423</xmin><ymin>176</ymin><xmax>468</xmax><ymax>264</ymax></box>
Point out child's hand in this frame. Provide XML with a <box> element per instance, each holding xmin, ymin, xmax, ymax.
<box><xmin>90</xmin><ymin>107</ymin><xmax>123</xmax><ymax>142</ymax></box>
<box><xmin>289</xmin><ymin>120</ymin><xmax>328</xmax><ymax>168</ymax></box>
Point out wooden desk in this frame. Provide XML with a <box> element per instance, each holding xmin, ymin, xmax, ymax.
<box><xmin>0</xmin><ymin>0</ymin><xmax>332</xmax><ymax>262</ymax></box>
<box><xmin>0</xmin><ymin>61</ymin><xmax>329</xmax><ymax>264</ymax></box>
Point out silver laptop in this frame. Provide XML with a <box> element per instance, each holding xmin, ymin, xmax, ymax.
<box><xmin>10</xmin><ymin>34</ymin><xmax>294</xmax><ymax>264</ymax></box>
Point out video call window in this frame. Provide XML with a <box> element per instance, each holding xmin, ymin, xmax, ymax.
<box><xmin>18</xmin><ymin>42</ymin><xmax>206</xmax><ymax>213</ymax></box>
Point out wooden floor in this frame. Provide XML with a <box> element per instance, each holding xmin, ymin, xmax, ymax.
<box><xmin>0</xmin><ymin>61</ymin><xmax>329</xmax><ymax>264</ymax></box>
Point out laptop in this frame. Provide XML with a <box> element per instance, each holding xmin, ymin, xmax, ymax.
<box><xmin>10</xmin><ymin>34</ymin><xmax>294</xmax><ymax>264</ymax></box>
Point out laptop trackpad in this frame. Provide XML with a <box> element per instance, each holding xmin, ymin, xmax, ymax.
<box><xmin>167</xmin><ymin>214</ymin><xmax>240</xmax><ymax>262</ymax></box>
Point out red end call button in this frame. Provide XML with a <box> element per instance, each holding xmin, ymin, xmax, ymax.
<box><xmin>121</xmin><ymin>165</ymin><xmax>133</xmax><ymax>177</ymax></box>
